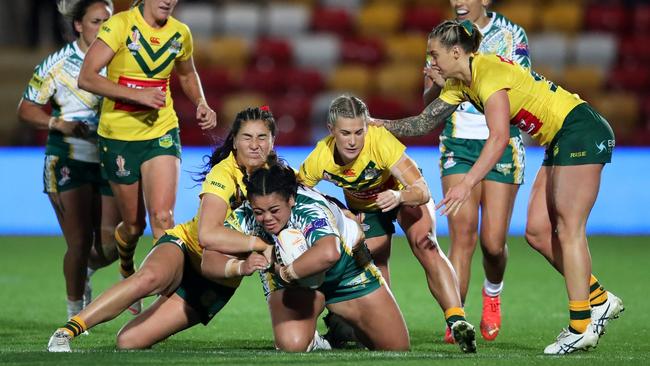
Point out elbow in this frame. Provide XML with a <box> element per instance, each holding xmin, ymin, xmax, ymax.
<box><xmin>77</xmin><ymin>75</ymin><xmax>89</xmax><ymax>92</ymax></box>
<box><xmin>322</xmin><ymin>246</ymin><xmax>341</xmax><ymax>268</ymax></box>
<box><xmin>197</xmin><ymin>228</ymin><xmax>212</xmax><ymax>250</ymax></box>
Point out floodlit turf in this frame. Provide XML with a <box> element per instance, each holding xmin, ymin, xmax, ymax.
<box><xmin>0</xmin><ymin>236</ymin><xmax>648</xmax><ymax>365</ymax></box>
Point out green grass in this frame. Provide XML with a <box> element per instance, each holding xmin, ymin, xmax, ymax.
<box><xmin>0</xmin><ymin>236</ymin><xmax>648</xmax><ymax>365</ymax></box>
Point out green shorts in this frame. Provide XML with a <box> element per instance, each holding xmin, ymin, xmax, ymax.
<box><xmin>261</xmin><ymin>245</ymin><xmax>383</xmax><ymax>305</ymax></box>
<box><xmin>155</xmin><ymin>234</ymin><xmax>237</xmax><ymax>325</ymax></box>
<box><xmin>99</xmin><ymin>128</ymin><xmax>181</xmax><ymax>185</ymax></box>
<box><xmin>357</xmin><ymin>209</ymin><xmax>398</xmax><ymax>239</ymax></box>
<box><xmin>439</xmin><ymin>135</ymin><xmax>525</xmax><ymax>184</ymax></box>
<box><xmin>542</xmin><ymin>103</ymin><xmax>615</xmax><ymax>166</ymax></box>
<box><xmin>43</xmin><ymin>155</ymin><xmax>112</xmax><ymax>196</ymax></box>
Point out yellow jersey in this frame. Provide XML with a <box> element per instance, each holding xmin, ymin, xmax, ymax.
<box><xmin>439</xmin><ymin>54</ymin><xmax>584</xmax><ymax>146</ymax></box>
<box><xmin>166</xmin><ymin>152</ymin><xmax>245</xmax><ymax>288</ymax></box>
<box><xmin>298</xmin><ymin>126</ymin><xmax>405</xmax><ymax>211</ymax></box>
<box><xmin>96</xmin><ymin>5</ymin><xmax>193</xmax><ymax>141</ymax></box>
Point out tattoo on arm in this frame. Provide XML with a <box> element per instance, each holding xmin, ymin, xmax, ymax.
<box><xmin>379</xmin><ymin>99</ymin><xmax>457</xmax><ymax>137</ymax></box>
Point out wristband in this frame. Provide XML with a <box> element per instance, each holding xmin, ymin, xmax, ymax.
<box><xmin>224</xmin><ymin>258</ymin><xmax>242</xmax><ymax>278</ymax></box>
<box><xmin>48</xmin><ymin>117</ymin><xmax>57</xmax><ymax>130</ymax></box>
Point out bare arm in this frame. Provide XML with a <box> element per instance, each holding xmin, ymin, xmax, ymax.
<box><xmin>197</xmin><ymin>194</ymin><xmax>270</xmax><ymax>253</ymax></box>
<box><xmin>174</xmin><ymin>57</ymin><xmax>216</xmax><ymax>130</ymax></box>
<box><xmin>17</xmin><ymin>99</ymin><xmax>89</xmax><ymax>137</ymax></box>
<box><xmin>422</xmin><ymin>66</ymin><xmax>445</xmax><ymax>106</ymax></box>
<box><xmin>375</xmin><ymin>98</ymin><xmax>458</xmax><ymax>137</ymax></box>
<box><xmin>376</xmin><ymin>154</ymin><xmax>430</xmax><ymax>212</ymax></box>
<box><xmin>436</xmin><ymin>90</ymin><xmax>511</xmax><ymax>216</ymax></box>
<box><xmin>78</xmin><ymin>39</ymin><xmax>165</xmax><ymax>109</ymax></box>
<box><xmin>201</xmin><ymin>250</ymin><xmax>268</xmax><ymax>281</ymax></box>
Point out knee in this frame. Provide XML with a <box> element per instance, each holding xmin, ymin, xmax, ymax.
<box><xmin>275</xmin><ymin>334</ymin><xmax>312</xmax><ymax>353</ymax></box>
<box><xmin>524</xmin><ymin>222</ymin><xmax>546</xmax><ymax>251</ymax></box>
<box><xmin>130</xmin><ymin>267</ymin><xmax>162</xmax><ymax>295</ymax></box>
<box><xmin>150</xmin><ymin>210</ymin><xmax>174</xmax><ymax>231</ymax></box>
<box><xmin>479</xmin><ymin>234</ymin><xmax>507</xmax><ymax>259</ymax></box>
<box><xmin>116</xmin><ymin>328</ymin><xmax>151</xmax><ymax>350</ymax></box>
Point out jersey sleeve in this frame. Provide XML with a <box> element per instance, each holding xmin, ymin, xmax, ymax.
<box><xmin>438</xmin><ymin>79</ymin><xmax>466</xmax><ymax>106</ymax></box>
<box><xmin>511</xmin><ymin>25</ymin><xmax>531</xmax><ymax>68</ymax></box>
<box><xmin>372</xmin><ymin>126</ymin><xmax>406</xmax><ymax>169</ymax></box>
<box><xmin>97</xmin><ymin>14</ymin><xmax>126</xmax><ymax>53</ymax></box>
<box><xmin>298</xmin><ymin>145</ymin><xmax>324</xmax><ymax>187</ymax></box>
<box><xmin>23</xmin><ymin>62</ymin><xmax>57</xmax><ymax>105</ymax></box>
<box><xmin>300</xmin><ymin>206</ymin><xmax>339</xmax><ymax>246</ymax></box>
<box><xmin>200</xmin><ymin>163</ymin><xmax>236</xmax><ymax>204</ymax></box>
<box><xmin>177</xmin><ymin>23</ymin><xmax>193</xmax><ymax>62</ymax></box>
<box><xmin>475</xmin><ymin>56</ymin><xmax>514</xmax><ymax>104</ymax></box>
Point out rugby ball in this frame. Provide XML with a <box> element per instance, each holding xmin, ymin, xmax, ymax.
<box><xmin>274</xmin><ymin>228</ymin><xmax>325</xmax><ymax>289</ymax></box>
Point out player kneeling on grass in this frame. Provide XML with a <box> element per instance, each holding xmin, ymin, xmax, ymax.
<box><xmin>223</xmin><ymin>160</ymin><xmax>410</xmax><ymax>352</ymax></box>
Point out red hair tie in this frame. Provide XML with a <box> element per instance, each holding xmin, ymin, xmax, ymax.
<box><xmin>260</xmin><ymin>105</ymin><xmax>270</xmax><ymax>112</ymax></box>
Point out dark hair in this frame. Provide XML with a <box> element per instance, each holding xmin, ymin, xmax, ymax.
<box><xmin>429</xmin><ymin>19</ymin><xmax>482</xmax><ymax>54</ymax></box>
<box><xmin>327</xmin><ymin>94</ymin><xmax>368</xmax><ymax>126</ymax></box>
<box><xmin>195</xmin><ymin>106</ymin><xmax>277</xmax><ymax>182</ymax></box>
<box><xmin>58</xmin><ymin>0</ymin><xmax>113</xmax><ymax>38</ymax></box>
<box><xmin>245</xmin><ymin>159</ymin><xmax>298</xmax><ymax>202</ymax></box>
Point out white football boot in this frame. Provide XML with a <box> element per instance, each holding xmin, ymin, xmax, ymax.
<box><xmin>543</xmin><ymin>323</ymin><xmax>599</xmax><ymax>355</ymax></box>
<box><xmin>591</xmin><ymin>291</ymin><xmax>624</xmax><ymax>336</ymax></box>
<box><xmin>47</xmin><ymin>330</ymin><xmax>72</xmax><ymax>352</ymax></box>
<box><xmin>307</xmin><ymin>330</ymin><xmax>332</xmax><ymax>351</ymax></box>
<box><xmin>451</xmin><ymin>320</ymin><xmax>477</xmax><ymax>353</ymax></box>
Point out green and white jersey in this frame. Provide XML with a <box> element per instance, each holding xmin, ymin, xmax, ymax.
<box><xmin>225</xmin><ymin>186</ymin><xmax>361</xmax><ymax>256</ymax></box>
<box><xmin>23</xmin><ymin>41</ymin><xmax>105</xmax><ymax>163</ymax></box>
<box><xmin>443</xmin><ymin>12</ymin><xmax>530</xmax><ymax>139</ymax></box>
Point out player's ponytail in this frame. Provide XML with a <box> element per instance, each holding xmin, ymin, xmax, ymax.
<box><xmin>195</xmin><ymin>106</ymin><xmax>277</xmax><ymax>182</ymax></box>
<box><xmin>429</xmin><ymin>19</ymin><xmax>482</xmax><ymax>54</ymax></box>
<box><xmin>327</xmin><ymin>94</ymin><xmax>369</xmax><ymax>127</ymax></box>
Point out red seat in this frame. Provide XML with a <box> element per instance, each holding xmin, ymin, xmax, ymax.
<box><xmin>270</xmin><ymin>95</ymin><xmax>313</xmax><ymax>146</ymax></box>
<box><xmin>608</xmin><ymin>65</ymin><xmax>650</xmax><ymax>93</ymax></box>
<box><xmin>634</xmin><ymin>4</ymin><xmax>650</xmax><ymax>32</ymax></box>
<box><xmin>402</xmin><ymin>6</ymin><xmax>444</xmax><ymax>33</ymax></box>
<box><xmin>618</xmin><ymin>36</ymin><xmax>650</xmax><ymax>65</ymax></box>
<box><xmin>252</xmin><ymin>38</ymin><xmax>293</xmax><ymax>68</ymax></box>
<box><xmin>585</xmin><ymin>4</ymin><xmax>627</xmax><ymax>33</ymax></box>
<box><xmin>341</xmin><ymin>37</ymin><xmax>385</xmax><ymax>66</ymax></box>
<box><xmin>283</xmin><ymin>68</ymin><xmax>325</xmax><ymax>96</ymax></box>
<box><xmin>311</xmin><ymin>8</ymin><xmax>353</xmax><ymax>35</ymax></box>
<box><xmin>241</xmin><ymin>67</ymin><xmax>287</xmax><ymax>95</ymax></box>
<box><xmin>366</xmin><ymin>95</ymin><xmax>408</xmax><ymax>120</ymax></box>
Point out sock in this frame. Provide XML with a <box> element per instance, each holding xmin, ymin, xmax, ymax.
<box><xmin>66</xmin><ymin>299</ymin><xmax>83</xmax><ymax>320</ymax></box>
<box><xmin>568</xmin><ymin>300</ymin><xmax>591</xmax><ymax>334</ymax></box>
<box><xmin>444</xmin><ymin>307</ymin><xmax>466</xmax><ymax>329</ymax></box>
<box><xmin>60</xmin><ymin>316</ymin><xmax>87</xmax><ymax>338</ymax></box>
<box><xmin>86</xmin><ymin>267</ymin><xmax>96</xmax><ymax>278</ymax></box>
<box><xmin>115</xmin><ymin>225</ymin><xmax>138</xmax><ymax>278</ymax></box>
<box><xmin>589</xmin><ymin>275</ymin><xmax>608</xmax><ymax>307</ymax></box>
<box><xmin>483</xmin><ymin>279</ymin><xmax>504</xmax><ymax>297</ymax></box>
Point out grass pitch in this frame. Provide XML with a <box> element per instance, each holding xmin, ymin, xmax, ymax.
<box><xmin>0</xmin><ymin>235</ymin><xmax>648</xmax><ymax>365</ymax></box>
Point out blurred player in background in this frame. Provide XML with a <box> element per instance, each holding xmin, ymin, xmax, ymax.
<box><xmin>374</xmin><ymin>19</ymin><xmax>623</xmax><ymax>355</ymax></box>
<box><xmin>422</xmin><ymin>0</ymin><xmax>530</xmax><ymax>343</ymax></box>
<box><xmin>77</xmin><ymin>0</ymin><xmax>217</xmax><ymax>314</ymax></box>
<box><xmin>299</xmin><ymin>95</ymin><xmax>476</xmax><ymax>353</ymax></box>
<box><xmin>47</xmin><ymin>107</ymin><xmax>273</xmax><ymax>352</ymax></box>
<box><xmin>17</xmin><ymin>0</ymin><xmax>120</xmax><ymax>322</ymax></box>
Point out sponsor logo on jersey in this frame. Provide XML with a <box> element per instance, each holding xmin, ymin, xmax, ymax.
<box><xmin>443</xmin><ymin>156</ymin><xmax>456</xmax><ymax>170</ymax></box>
<box><xmin>115</xmin><ymin>155</ymin><xmax>131</xmax><ymax>177</ymax></box>
<box><xmin>303</xmin><ymin>218</ymin><xmax>328</xmax><ymax>237</ymax></box>
<box><xmin>114</xmin><ymin>76</ymin><xmax>167</xmax><ymax>112</ymax></box>
<box><xmin>150</xmin><ymin>36</ymin><xmax>160</xmax><ymax>45</ymax></box>
<box><xmin>343</xmin><ymin>168</ymin><xmax>356</xmax><ymax>177</ymax></box>
<box><xmin>210</xmin><ymin>181</ymin><xmax>226</xmax><ymax>189</ymax></box>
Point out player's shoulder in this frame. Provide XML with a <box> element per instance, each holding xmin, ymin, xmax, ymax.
<box><xmin>490</xmin><ymin>12</ymin><xmax>528</xmax><ymax>36</ymax></box>
<box><xmin>33</xmin><ymin>43</ymin><xmax>76</xmax><ymax>76</ymax></box>
<box><xmin>168</xmin><ymin>15</ymin><xmax>191</xmax><ymax>35</ymax></box>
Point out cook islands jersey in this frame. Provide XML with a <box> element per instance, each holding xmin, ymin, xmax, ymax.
<box><xmin>298</xmin><ymin>126</ymin><xmax>406</xmax><ymax>211</ymax></box>
<box><xmin>96</xmin><ymin>5</ymin><xmax>193</xmax><ymax>141</ymax></box>
<box><xmin>165</xmin><ymin>152</ymin><xmax>246</xmax><ymax>287</ymax></box>
<box><xmin>444</xmin><ymin>12</ymin><xmax>530</xmax><ymax>140</ymax></box>
<box><xmin>225</xmin><ymin>186</ymin><xmax>362</xmax><ymax>262</ymax></box>
<box><xmin>439</xmin><ymin>54</ymin><xmax>584</xmax><ymax>146</ymax></box>
<box><xmin>23</xmin><ymin>41</ymin><xmax>103</xmax><ymax>163</ymax></box>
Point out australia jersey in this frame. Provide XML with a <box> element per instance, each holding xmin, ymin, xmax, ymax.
<box><xmin>166</xmin><ymin>152</ymin><xmax>246</xmax><ymax>285</ymax></box>
<box><xmin>443</xmin><ymin>12</ymin><xmax>530</xmax><ymax>140</ymax></box>
<box><xmin>23</xmin><ymin>42</ymin><xmax>103</xmax><ymax>163</ymax></box>
<box><xmin>226</xmin><ymin>186</ymin><xmax>362</xmax><ymax>259</ymax></box>
<box><xmin>96</xmin><ymin>5</ymin><xmax>193</xmax><ymax>141</ymax></box>
<box><xmin>439</xmin><ymin>54</ymin><xmax>584</xmax><ymax>146</ymax></box>
<box><xmin>298</xmin><ymin>126</ymin><xmax>406</xmax><ymax>211</ymax></box>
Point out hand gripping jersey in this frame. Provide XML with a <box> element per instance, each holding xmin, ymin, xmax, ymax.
<box><xmin>444</xmin><ymin>12</ymin><xmax>530</xmax><ymax>140</ymax></box>
<box><xmin>298</xmin><ymin>126</ymin><xmax>406</xmax><ymax>211</ymax></box>
<box><xmin>96</xmin><ymin>5</ymin><xmax>193</xmax><ymax>141</ymax></box>
<box><xmin>23</xmin><ymin>42</ymin><xmax>103</xmax><ymax>163</ymax></box>
<box><xmin>165</xmin><ymin>152</ymin><xmax>246</xmax><ymax>286</ymax></box>
<box><xmin>439</xmin><ymin>54</ymin><xmax>584</xmax><ymax>146</ymax></box>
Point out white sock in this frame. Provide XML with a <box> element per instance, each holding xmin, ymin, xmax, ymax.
<box><xmin>484</xmin><ymin>279</ymin><xmax>503</xmax><ymax>297</ymax></box>
<box><xmin>67</xmin><ymin>299</ymin><xmax>83</xmax><ymax>320</ymax></box>
<box><xmin>86</xmin><ymin>267</ymin><xmax>96</xmax><ymax>278</ymax></box>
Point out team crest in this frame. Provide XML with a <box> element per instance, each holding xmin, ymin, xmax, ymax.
<box><xmin>443</xmin><ymin>154</ymin><xmax>456</xmax><ymax>170</ymax></box>
<box><xmin>127</xmin><ymin>30</ymin><xmax>141</xmax><ymax>53</ymax></box>
<box><xmin>496</xmin><ymin>163</ymin><xmax>512</xmax><ymax>176</ymax></box>
<box><xmin>159</xmin><ymin>134</ymin><xmax>173</xmax><ymax>148</ymax></box>
<box><xmin>59</xmin><ymin>166</ymin><xmax>71</xmax><ymax>186</ymax></box>
<box><xmin>169</xmin><ymin>40</ymin><xmax>182</xmax><ymax>55</ymax></box>
<box><xmin>115</xmin><ymin>155</ymin><xmax>131</xmax><ymax>177</ymax></box>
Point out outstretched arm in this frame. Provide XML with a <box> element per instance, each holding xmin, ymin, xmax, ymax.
<box><xmin>376</xmin><ymin>154</ymin><xmax>431</xmax><ymax>212</ymax></box>
<box><xmin>374</xmin><ymin>98</ymin><xmax>458</xmax><ymax>137</ymax></box>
